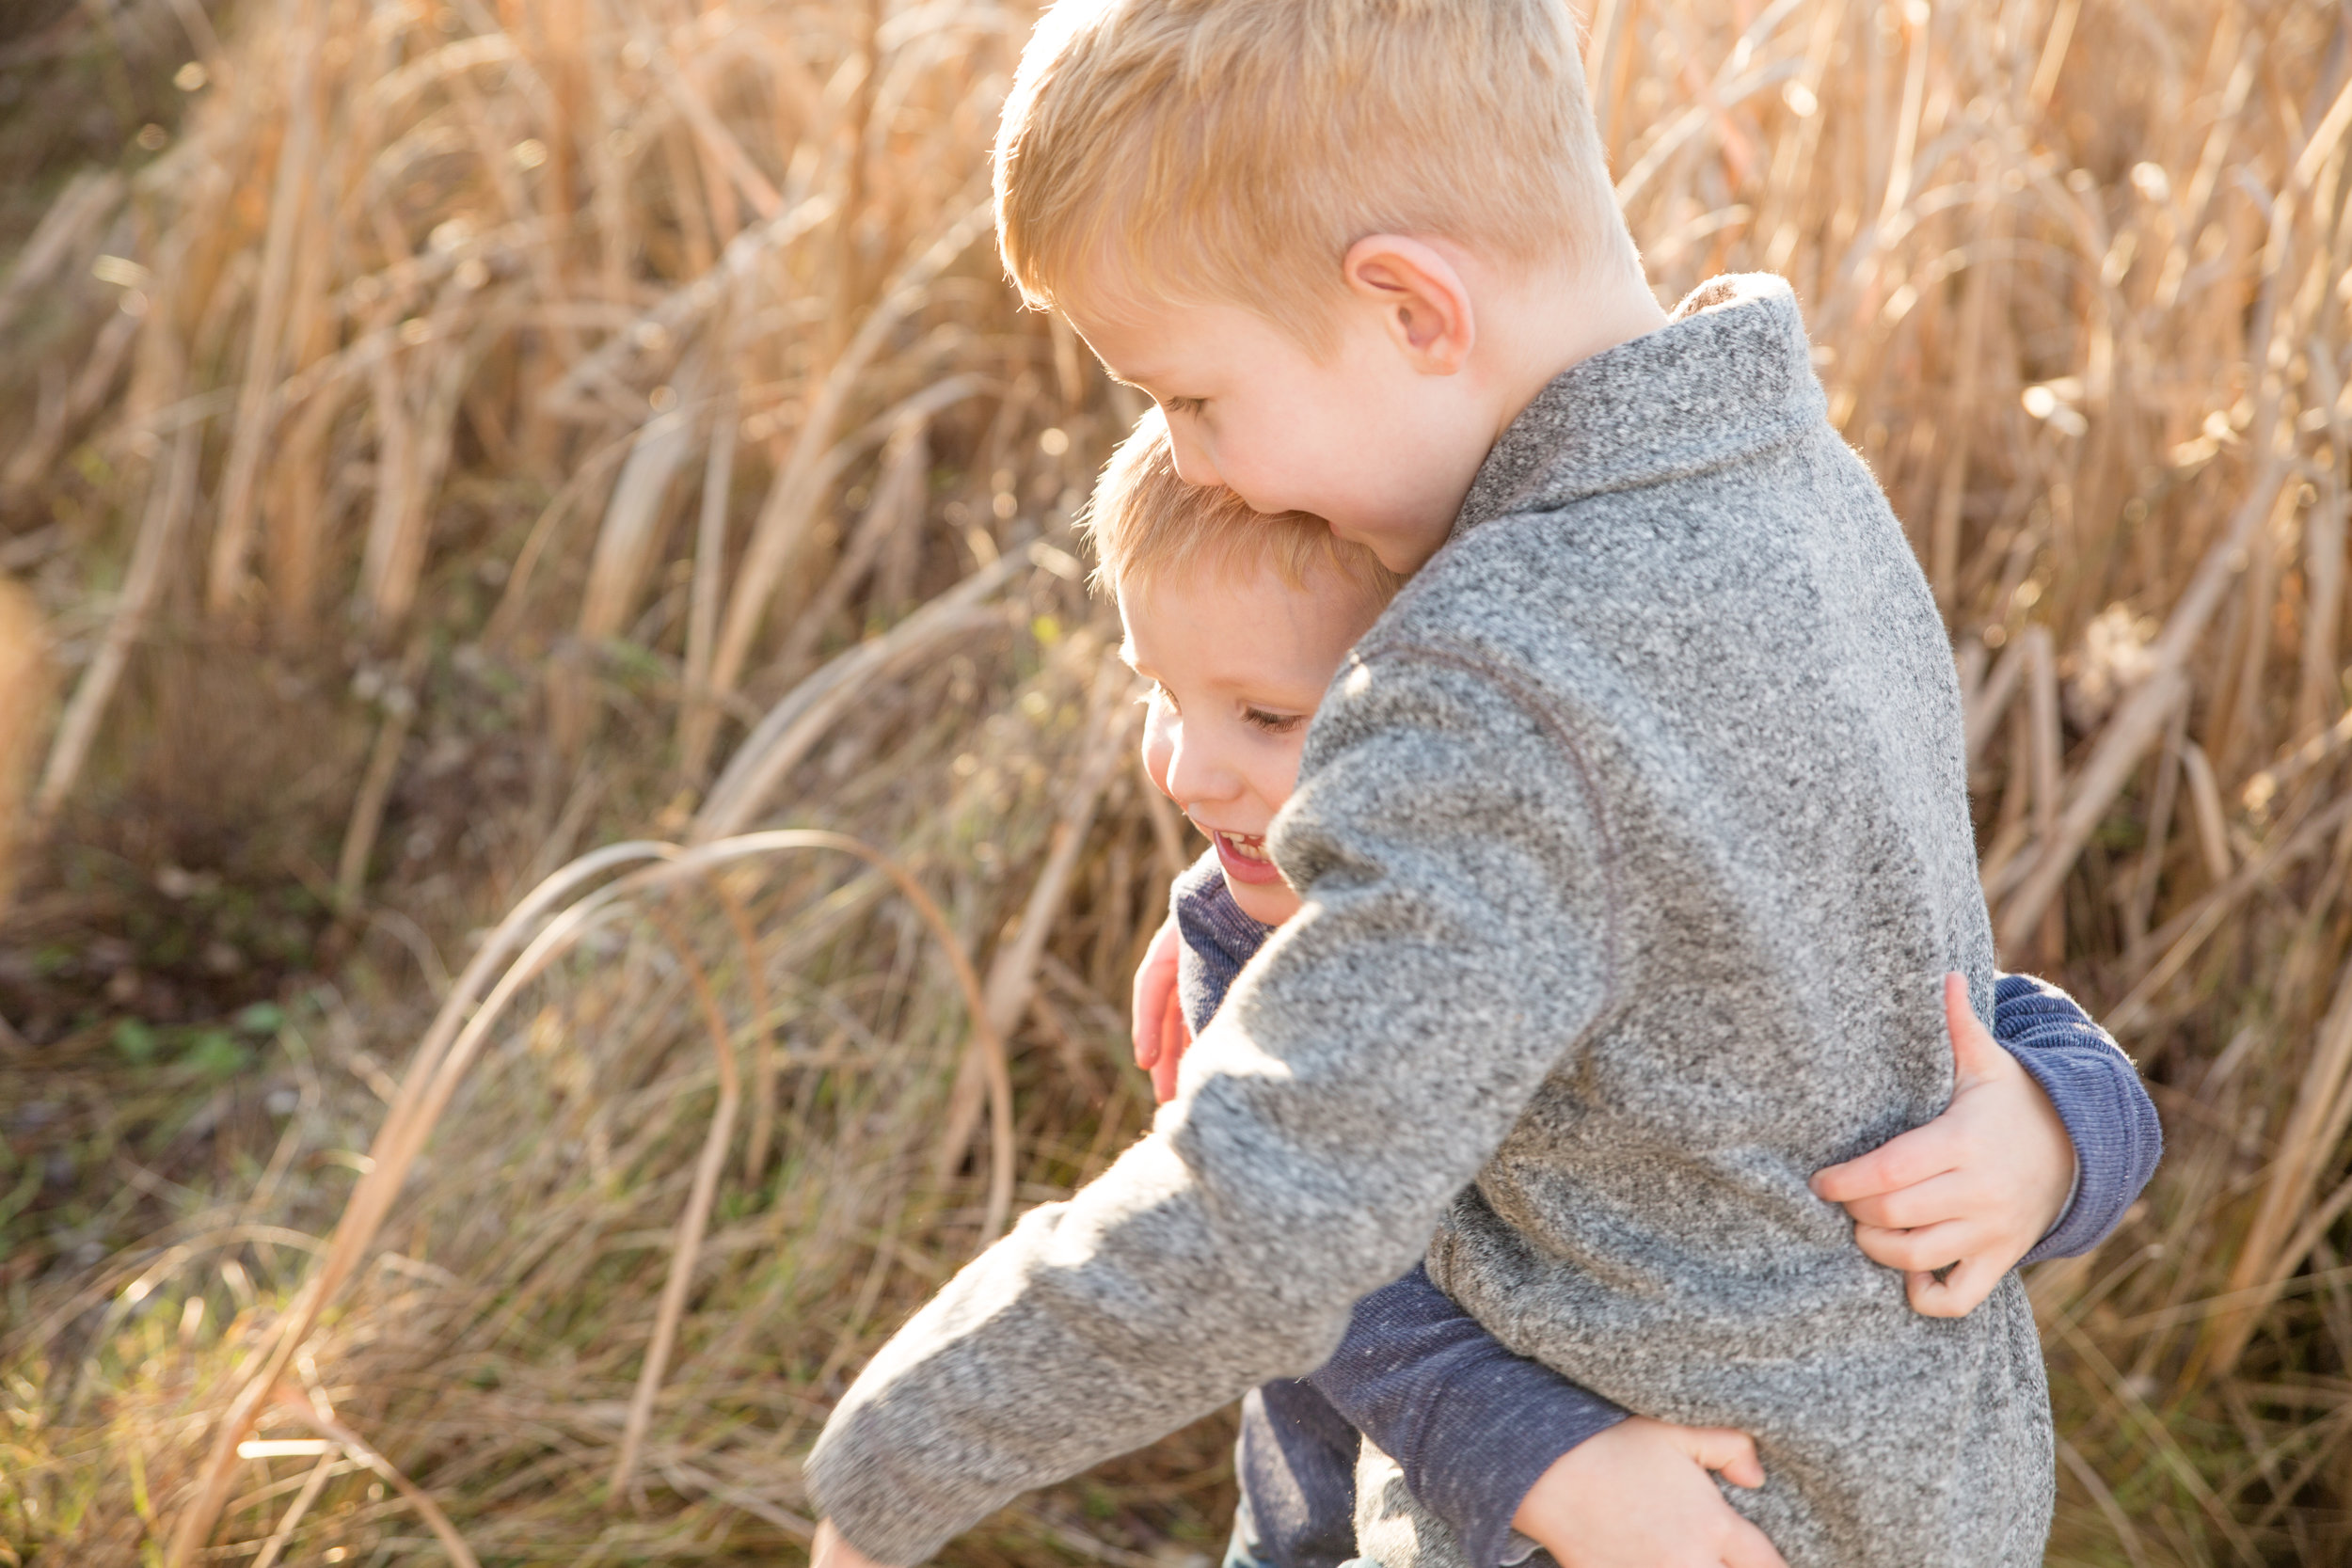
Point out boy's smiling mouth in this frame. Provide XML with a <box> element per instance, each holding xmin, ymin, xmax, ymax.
<box><xmin>1209</xmin><ymin>828</ymin><xmax>1284</xmax><ymax>886</ymax></box>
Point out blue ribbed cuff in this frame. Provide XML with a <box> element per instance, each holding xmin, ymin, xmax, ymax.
<box><xmin>1995</xmin><ymin>975</ymin><xmax>2163</xmax><ymax>1266</ymax></box>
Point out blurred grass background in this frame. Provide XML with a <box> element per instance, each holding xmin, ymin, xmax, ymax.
<box><xmin>1</xmin><ymin>0</ymin><xmax>2349</xmax><ymax>1562</ymax></box>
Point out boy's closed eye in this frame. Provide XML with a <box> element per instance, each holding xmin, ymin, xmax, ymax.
<box><xmin>1241</xmin><ymin>706</ymin><xmax>1306</xmax><ymax>735</ymax></box>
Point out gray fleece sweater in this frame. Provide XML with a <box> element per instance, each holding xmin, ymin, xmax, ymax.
<box><xmin>804</xmin><ymin>276</ymin><xmax>2051</xmax><ymax>1568</ymax></box>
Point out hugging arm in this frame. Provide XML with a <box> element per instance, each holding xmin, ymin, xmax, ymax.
<box><xmin>1308</xmin><ymin>1262</ymin><xmax>1626</xmax><ymax>1568</ymax></box>
<box><xmin>1298</xmin><ymin>974</ymin><xmax>2152</xmax><ymax>1562</ymax></box>
<box><xmin>1814</xmin><ymin>971</ymin><xmax>2163</xmax><ymax>1314</ymax></box>
<box><xmin>1996</xmin><ymin>974</ymin><xmax>2162</xmax><ymax>1262</ymax></box>
<box><xmin>803</xmin><ymin>657</ymin><xmax>1613</xmax><ymax>1565</ymax></box>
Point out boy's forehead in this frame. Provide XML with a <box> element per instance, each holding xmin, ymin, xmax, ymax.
<box><xmin>1067</xmin><ymin>304</ymin><xmax>1186</xmax><ymax>383</ymax></box>
<box><xmin>1120</xmin><ymin>562</ymin><xmax>1368</xmax><ymax>660</ymax></box>
<box><xmin>1067</xmin><ymin>294</ymin><xmax>1276</xmax><ymax>386</ymax></box>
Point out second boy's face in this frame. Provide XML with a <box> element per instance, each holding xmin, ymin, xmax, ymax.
<box><xmin>1121</xmin><ymin>565</ymin><xmax>1382</xmax><ymax>927</ymax></box>
<box><xmin>1069</xmin><ymin>295</ymin><xmax>1494</xmax><ymax>575</ymax></box>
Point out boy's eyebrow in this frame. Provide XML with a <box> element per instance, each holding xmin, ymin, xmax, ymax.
<box><xmin>1093</xmin><ymin>354</ymin><xmax>1178</xmax><ymax>398</ymax></box>
<box><xmin>1104</xmin><ymin>369</ymin><xmax>1167</xmax><ymax>402</ymax></box>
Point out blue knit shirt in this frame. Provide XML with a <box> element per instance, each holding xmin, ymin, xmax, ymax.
<box><xmin>1173</xmin><ymin>851</ymin><xmax>2162</xmax><ymax>1568</ymax></box>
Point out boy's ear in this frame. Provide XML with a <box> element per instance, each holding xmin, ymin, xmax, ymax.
<box><xmin>1342</xmin><ymin>236</ymin><xmax>1475</xmax><ymax>374</ymax></box>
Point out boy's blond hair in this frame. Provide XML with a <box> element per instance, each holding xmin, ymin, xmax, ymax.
<box><xmin>1079</xmin><ymin>410</ymin><xmax>1403</xmax><ymax>610</ymax></box>
<box><xmin>994</xmin><ymin>0</ymin><xmax>1636</xmax><ymax>352</ymax></box>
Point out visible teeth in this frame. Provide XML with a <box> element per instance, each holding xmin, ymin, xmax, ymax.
<box><xmin>1222</xmin><ymin>833</ymin><xmax>1269</xmax><ymax>863</ymax></box>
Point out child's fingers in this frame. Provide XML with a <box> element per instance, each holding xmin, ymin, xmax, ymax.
<box><xmin>1150</xmin><ymin>1046</ymin><xmax>1182</xmax><ymax>1104</ymax></box>
<box><xmin>1149</xmin><ymin>990</ymin><xmax>1191</xmax><ymax>1104</ymax></box>
<box><xmin>1131</xmin><ymin>916</ymin><xmax>1183</xmax><ymax>1069</ymax></box>
<box><xmin>1665</xmin><ymin>1423</ymin><xmax>1764</xmax><ymax>1489</ymax></box>
<box><xmin>1166</xmin><ymin>985</ymin><xmax>1190</xmax><ymax>1047</ymax></box>
<box><xmin>1906</xmin><ymin>1253</ymin><xmax>2007</xmax><ymax>1318</ymax></box>
<box><xmin>1944</xmin><ymin>971</ymin><xmax>2008</xmax><ymax>1086</ymax></box>
<box><xmin>1851</xmin><ymin>1218</ymin><xmax>1973</xmax><ymax>1274</ymax></box>
<box><xmin>1132</xmin><ymin>975</ymin><xmax>1162</xmax><ymax>1069</ymax></box>
<box><xmin>1810</xmin><ymin>1121</ymin><xmax>1958</xmax><ymax>1204</ymax></box>
<box><xmin>1835</xmin><ymin>1168</ymin><xmax>1976</xmax><ymax>1231</ymax></box>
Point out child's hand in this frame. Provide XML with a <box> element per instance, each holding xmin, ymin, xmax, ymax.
<box><xmin>811</xmin><ymin>1521</ymin><xmax>897</xmax><ymax>1568</ymax></box>
<box><xmin>1512</xmin><ymin>1417</ymin><xmax>1787</xmax><ymax>1568</ymax></box>
<box><xmin>1810</xmin><ymin>973</ymin><xmax>2074</xmax><ymax>1318</ymax></box>
<box><xmin>1130</xmin><ymin>913</ymin><xmax>1192</xmax><ymax>1103</ymax></box>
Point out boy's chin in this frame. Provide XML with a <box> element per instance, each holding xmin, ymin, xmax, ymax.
<box><xmin>1224</xmin><ymin>874</ymin><xmax>1301</xmax><ymax>927</ymax></box>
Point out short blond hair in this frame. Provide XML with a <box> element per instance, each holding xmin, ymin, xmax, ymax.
<box><xmin>1077</xmin><ymin>409</ymin><xmax>1403</xmax><ymax>611</ymax></box>
<box><xmin>994</xmin><ymin>0</ymin><xmax>1636</xmax><ymax>351</ymax></box>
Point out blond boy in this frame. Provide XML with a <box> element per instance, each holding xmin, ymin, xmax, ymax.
<box><xmin>803</xmin><ymin>4</ymin><xmax>2118</xmax><ymax>1564</ymax></box>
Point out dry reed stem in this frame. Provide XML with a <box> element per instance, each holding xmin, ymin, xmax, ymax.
<box><xmin>0</xmin><ymin>574</ymin><xmax>48</xmax><ymax>911</ymax></box>
<box><xmin>34</xmin><ymin>420</ymin><xmax>198</xmax><ymax>820</ymax></box>
<box><xmin>611</xmin><ymin>897</ymin><xmax>742</xmax><ymax>1502</ymax></box>
<box><xmin>683</xmin><ymin>385</ymin><xmax>739</xmax><ymax>779</ymax></box>
<box><xmin>246</xmin><ymin>1451</ymin><xmax>336</xmax><ymax>1568</ymax></box>
<box><xmin>1992</xmin><ymin>453</ymin><xmax>2287</xmax><ymax>948</ymax></box>
<box><xmin>333</xmin><ymin>640</ymin><xmax>428</xmax><ymax>912</ymax></box>
<box><xmin>0</xmin><ymin>171</ymin><xmax>123</xmax><ymax>339</ymax></box>
<box><xmin>2203</xmin><ymin>959</ymin><xmax>2352</xmax><ymax>1379</ymax></box>
<box><xmin>203</xmin><ymin>0</ymin><xmax>320</xmax><ymax>619</ymax></box>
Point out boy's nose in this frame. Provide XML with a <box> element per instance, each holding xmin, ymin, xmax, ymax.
<box><xmin>1162</xmin><ymin>728</ymin><xmax>1238</xmax><ymax>810</ymax></box>
<box><xmin>1139</xmin><ymin>707</ymin><xmax>1176</xmax><ymax>797</ymax></box>
<box><xmin>1164</xmin><ymin>425</ymin><xmax>1222</xmax><ymax>489</ymax></box>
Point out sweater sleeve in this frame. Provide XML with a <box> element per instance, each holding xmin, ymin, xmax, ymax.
<box><xmin>1993</xmin><ymin>973</ymin><xmax>2163</xmax><ymax>1265</ymax></box>
<box><xmin>804</xmin><ymin>655</ymin><xmax>1613</xmax><ymax>1565</ymax></box>
<box><xmin>1309</xmin><ymin>1263</ymin><xmax>1627</xmax><ymax>1568</ymax></box>
<box><xmin>1181</xmin><ymin>850</ymin><xmax>1620</xmax><ymax>1568</ymax></box>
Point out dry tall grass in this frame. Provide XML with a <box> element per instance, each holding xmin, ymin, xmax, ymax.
<box><xmin>0</xmin><ymin>577</ymin><xmax>47</xmax><ymax>912</ymax></box>
<box><xmin>3</xmin><ymin>0</ymin><xmax>2352</xmax><ymax>1563</ymax></box>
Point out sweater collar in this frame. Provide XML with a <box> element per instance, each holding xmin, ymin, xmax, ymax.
<box><xmin>1454</xmin><ymin>274</ymin><xmax>1826</xmax><ymax>538</ymax></box>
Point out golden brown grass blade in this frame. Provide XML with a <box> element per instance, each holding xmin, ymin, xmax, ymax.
<box><xmin>611</xmin><ymin>899</ymin><xmax>742</xmax><ymax>1503</ymax></box>
<box><xmin>2202</xmin><ymin>964</ymin><xmax>2352</xmax><ymax>1378</ymax></box>
<box><xmin>681</xmin><ymin>388</ymin><xmax>738</xmax><ymax>782</ymax></box>
<box><xmin>35</xmin><ymin>421</ymin><xmax>199</xmax><ymax>822</ymax></box>
<box><xmin>246</xmin><ymin>1452</ymin><xmax>337</xmax><ymax>1568</ymax></box>
<box><xmin>942</xmin><ymin>663</ymin><xmax>1136</xmax><ymax>1216</ymax></box>
<box><xmin>335</xmin><ymin>641</ymin><xmax>429</xmax><ymax>913</ymax></box>
<box><xmin>166</xmin><ymin>832</ymin><xmax>1009</xmax><ymax>1559</ymax></box>
<box><xmin>206</xmin><ymin>0</ymin><xmax>322</xmax><ymax>620</ymax></box>
<box><xmin>2182</xmin><ymin>741</ymin><xmax>2236</xmax><ymax>886</ymax></box>
<box><xmin>561</xmin><ymin>383</ymin><xmax>703</xmax><ymax>753</ymax></box>
<box><xmin>0</xmin><ymin>576</ymin><xmax>49</xmax><ymax>914</ymax></box>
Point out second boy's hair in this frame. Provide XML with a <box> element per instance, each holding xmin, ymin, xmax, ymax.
<box><xmin>1080</xmin><ymin>410</ymin><xmax>1403</xmax><ymax>610</ymax></box>
<box><xmin>994</xmin><ymin>0</ymin><xmax>1637</xmax><ymax>352</ymax></box>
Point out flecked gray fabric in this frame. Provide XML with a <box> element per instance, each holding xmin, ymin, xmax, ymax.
<box><xmin>803</xmin><ymin>275</ymin><xmax>2053</xmax><ymax>1568</ymax></box>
